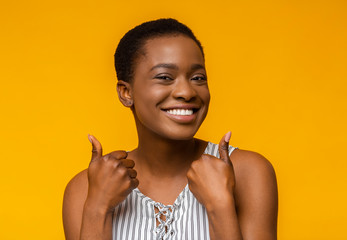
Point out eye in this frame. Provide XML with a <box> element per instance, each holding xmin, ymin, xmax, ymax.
<box><xmin>191</xmin><ymin>75</ymin><xmax>207</xmax><ymax>82</ymax></box>
<box><xmin>155</xmin><ymin>75</ymin><xmax>173</xmax><ymax>81</ymax></box>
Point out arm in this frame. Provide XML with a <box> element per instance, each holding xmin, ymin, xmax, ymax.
<box><xmin>63</xmin><ymin>170</ymin><xmax>113</xmax><ymax>240</ymax></box>
<box><xmin>62</xmin><ymin>135</ymin><xmax>139</xmax><ymax>240</ymax></box>
<box><xmin>207</xmin><ymin>150</ymin><xmax>278</xmax><ymax>240</ymax></box>
<box><xmin>63</xmin><ymin>170</ymin><xmax>89</xmax><ymax>240</ymax></box>
<box><xmin>232</xmin><ymin>150</ymin><xmax>278</xmax><ymax>240</ymax></box>
<box><xmin>187</xmin><ymin>133</ymin><xmax>278</xmax><ymax>240</ymax></box>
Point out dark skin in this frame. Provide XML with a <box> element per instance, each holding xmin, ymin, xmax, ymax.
<box><xmin>63</xmin><ymin>35</ymin><xmax>278</xmax><ymax>240</ymax></box>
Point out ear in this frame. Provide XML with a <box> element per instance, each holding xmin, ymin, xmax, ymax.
<box><xmin>117</xmin><ymin>80</ymin><xmax>133</xmax><ymax>107</ymax></box>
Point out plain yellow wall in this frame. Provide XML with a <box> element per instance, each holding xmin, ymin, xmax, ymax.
<box><xmin>1</xmin><ymin>0</ymin><xmax>346</xmax><ymax>239</ymax></box>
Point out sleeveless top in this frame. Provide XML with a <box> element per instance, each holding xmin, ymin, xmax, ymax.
<box><xmin>112</xmin><ymin>142</ymin><xmax>237</xmax><ymax>240</ymax></box>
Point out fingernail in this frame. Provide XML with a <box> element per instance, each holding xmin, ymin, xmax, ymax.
<box><xmin>224</xmin><ymin>131</ymin><xmax>231</xmax><ymax>142</ymax></box>
<box><xmin>88</xmin><ymin>134</ymin><xmax>93</xmax><ymax>143</ymax></box>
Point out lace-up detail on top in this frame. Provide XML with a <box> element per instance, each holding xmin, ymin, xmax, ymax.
<box><xmin>154</xmin><ymin>202</ymin><xmax>180</xmax><ymax>239</ymax></box>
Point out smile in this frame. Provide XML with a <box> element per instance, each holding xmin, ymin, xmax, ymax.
<box><xmin>166</xmin><ymin>109</ymin><xmax>193</xmax><ymax>116</ymax></box>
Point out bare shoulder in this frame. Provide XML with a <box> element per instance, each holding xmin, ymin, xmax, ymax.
<box><xmin>63</xmin><ymin>169</ymin><xmax>89</xmax><ymax>240</ymax></box>
<box><xmin>230</xmin><ymin>148</ymin><xmax>277</xmax><ymax>198</ymax></box>
<box><xmin>230</xmin><ymin>149</ymin><xmax>276</xmax><ymax>181</ymax></box>
<box><xmin>64</xmin><ymin>169</ymin><xmax>89</xmax><ymax>201</ymax></box>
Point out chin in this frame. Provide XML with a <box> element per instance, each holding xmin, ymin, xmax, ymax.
<box><xmin>135</xmin><ymin>113</ymin><xmax>205</xmax><ymax>141</ymax></box>
<box><xmin>168</xmin><ymin>134</ymin><xmax>196</xmax><ymax>141</ymax></box>
<box><xmin>160</xmin><ymin>126</ymin><xmax>200</xmax><ymax>141</ymax></box>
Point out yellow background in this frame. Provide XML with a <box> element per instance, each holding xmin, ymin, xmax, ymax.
<box><xmin>1</xmin><ymin>0</ymin><xmax>346</xmax><ymax>239</ymax></box>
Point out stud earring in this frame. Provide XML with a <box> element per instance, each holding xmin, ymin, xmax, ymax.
<box><xmin>126</xmin><ymin>100</ymin><xmax>133</xmax><ymax>107</ymax></box>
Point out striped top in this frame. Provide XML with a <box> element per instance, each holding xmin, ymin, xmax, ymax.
<box><xmin>112</xmin><ymin>142</ymin><xmax>237</xmax><ymax>240</ymax></box>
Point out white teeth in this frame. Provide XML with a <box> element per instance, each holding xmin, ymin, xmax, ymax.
<box><xmin>167</xmin><ymin>109</ymin><xmax>194</xmax><ymax>116</ymax></box>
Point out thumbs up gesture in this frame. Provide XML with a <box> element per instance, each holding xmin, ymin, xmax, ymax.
<box><xmin>187</xmin><ymin>132</ymin><xmax>236</xmax><ymax>210</ymax></box>
<box><xmin>86</xmin><ymin>134</ymin><xmax>139</xmax><ymax>213</ymax></box>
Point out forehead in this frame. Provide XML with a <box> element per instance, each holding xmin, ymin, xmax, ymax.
<box><xmin>138</xmin><ymin>35</ymin><xmax>204</xmax><ymax>67</ymax></box>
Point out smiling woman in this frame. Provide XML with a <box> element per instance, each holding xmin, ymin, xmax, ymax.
<box><xmin>62</xmin><ymin>18</ymin><xmax>278</xmax><ymax>240</ymax></box>
<box><xmin>127</xmin><ymin>35</ymin><xmax>210</xmax><ymax>140</ymax></box>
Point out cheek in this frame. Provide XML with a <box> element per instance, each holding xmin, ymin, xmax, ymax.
<box><xmin>198</xmin><ymin>87</ymin><xmax>210</xmax><ymax>120</ymax></box>
<box><xmin>132</xmin><ymin>85</ymin><xmax>170</xmax><ymax>116</ymax></box>
<box><xmin>205</xmin><ymin>90</ymin><xmax>211</xmax><ymax>104</ymax></box>
<box><xmin>149</xmin><ymin>86</ymin><xmax>171</xmax><ymax>102</ymax></box>
<box><xmin>135</xmin><ymin>85</ymin><xmax>170</xmax><ymax>103</ymax></box>
<box><xmin>198</xmin><ymin>86</ymin><xmax>211</xmax><ymax>105</ymax></box>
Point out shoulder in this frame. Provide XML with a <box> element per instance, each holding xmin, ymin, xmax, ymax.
<box><xmin>205</xmin><ymin>142</ymin><xmax>275</xmax><ymax>178</ymax></box>
<box><xmin>231</xmin><ymin>149</ymin><xmax>277</xmax><ymax>194</ymax></box>
<box><xmin>230</xmin><ymin>149</ymin><xmax>276</xmax><ymax>180</ymax></box>
<box><xmin>63</xmin><ymin>169</ymin><xmax>89</xmax><ymax>209</ymax></box>
<box><xmin>64</xmin><ymin>169</ymin><xmax>89</xmax><ymax>198</ymax></box>
<box><xmin>205</xmin><ymin>142</ymin><xmax>277</xmax><ymax>193</ymax></box>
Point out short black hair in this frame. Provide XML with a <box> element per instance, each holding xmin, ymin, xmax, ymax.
<box><xmin>114</xmin><ymin>18</ymin><xmax>204</xmax><ymax>83</ymax></box>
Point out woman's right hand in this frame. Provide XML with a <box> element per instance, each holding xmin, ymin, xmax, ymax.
<box><xmin>86</xmin><ymin>134</ymin><xmax>139</xmax><ymax>214</ymax></box>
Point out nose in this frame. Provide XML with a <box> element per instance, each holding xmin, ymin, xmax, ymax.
<box><xmin>171</xmin><ymin>78</ymin><xmax>197</xmax><ymax>101</ymax></box>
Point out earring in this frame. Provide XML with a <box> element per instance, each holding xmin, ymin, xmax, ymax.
<box><xmin>126</xmin><ymin>100</ymin><xmax>133</xmax><ymax>107</ymax></box>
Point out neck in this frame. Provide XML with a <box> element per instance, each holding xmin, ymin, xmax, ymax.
<box><xmin>131</xmin><ymin>121</ymin><xmax>204</xmax><ymax>179</ymax></box>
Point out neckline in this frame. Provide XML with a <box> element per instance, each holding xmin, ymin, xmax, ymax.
<box><xmin>132</xmin><ymin>142</ymin><xmax>212</xmax><ymax>207</ymax></box>
<box><xmin>133</xmin><ymin>183</ymin><xmax>189</xmax><ymax>207</ymax></box>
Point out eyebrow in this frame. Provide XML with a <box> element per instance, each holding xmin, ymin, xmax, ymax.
<box><xmin>190</xmin><ymin>63</ymin><xmax>206</xmax><ymax>71</ymax></box>
<box><xmin>150</xmin><ymin>63</ymin><xmax>178</xmax><ymax>71</ymax></box>
<box><xmin>150</xmin><ymin>63</ymin><xmax>205</xmax><ymax>71</ymax></box>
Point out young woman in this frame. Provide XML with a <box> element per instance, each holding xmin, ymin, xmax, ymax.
<box><xmin>63</xmin><ymin>18</ymin><xmax>278</xmax><ymax>240</ymax></box>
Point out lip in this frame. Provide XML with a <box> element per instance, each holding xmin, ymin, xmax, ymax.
<box><xmin>161</xmin><ymin>104</ymin><xmax>200</xmax><ymax>124</ymax></box>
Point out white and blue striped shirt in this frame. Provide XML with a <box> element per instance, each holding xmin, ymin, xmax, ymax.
<box><xmin>112</xmin><ymin>142</ymin><xmax>237</xmax><ymax>240</ymax></box>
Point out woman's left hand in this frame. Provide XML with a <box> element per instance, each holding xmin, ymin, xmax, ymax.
<box><xmin>188</xmin><ymin>132</ymin><xmax>278</xmax><ymax>240</ymax></box>
<box><xmin>187</xmin><ymin>132</ymin><xmax>236</xmax><ymax>210</ymax></box>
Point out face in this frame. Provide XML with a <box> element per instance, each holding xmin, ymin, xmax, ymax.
<box><xmin>128</xmin><ymin>35</ymin><xmax>210</xmax><ymax>140</ymax></box>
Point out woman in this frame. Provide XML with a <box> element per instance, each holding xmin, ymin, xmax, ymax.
<box><xmin>63</xmin><ymin>18</ymin><xmax>278</xmax><ymax>240</ymax></box>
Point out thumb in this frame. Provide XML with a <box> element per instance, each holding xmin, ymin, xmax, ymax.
<box><xmin>218</xmin><ymin>131</ymin><xmax>231</xmax><ymax>164</ymax></box>
<box><xmin>88</xmin><ymin>134</ymin><xmax>103</xmax><ymax>161</ymax></box>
